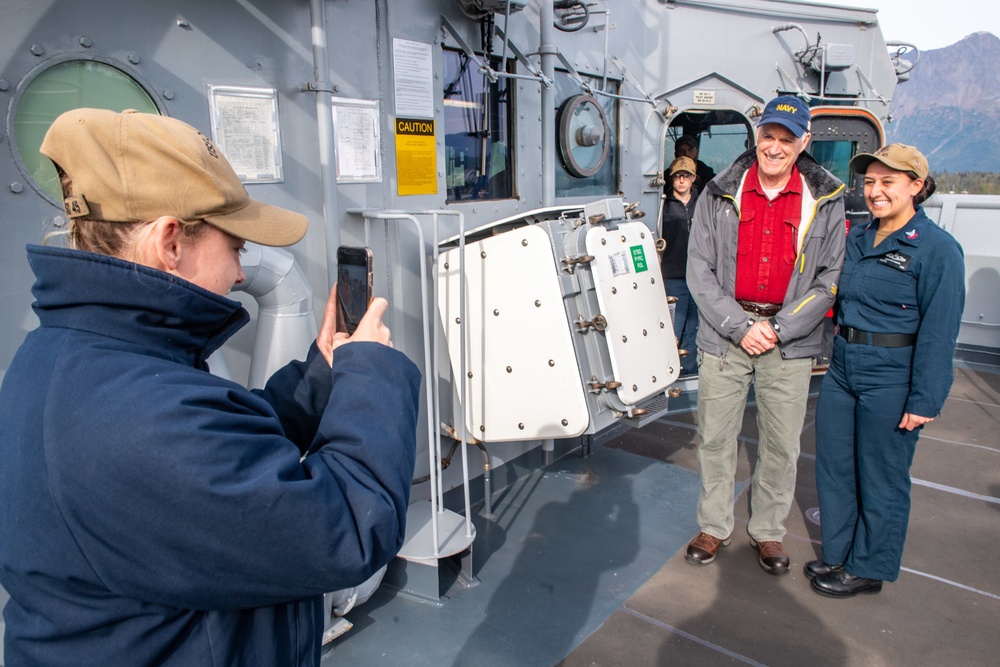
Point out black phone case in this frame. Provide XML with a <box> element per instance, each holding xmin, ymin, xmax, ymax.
<box><xmin>336</xmin><ymin>246</ymin><xmax>373</xmax><ymax>334</ymax></box>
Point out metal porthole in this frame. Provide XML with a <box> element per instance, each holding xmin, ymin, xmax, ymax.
<box><xmin>9</xmin><ymin>55</ymin><xmax>161</xmax><ymax>202</ymax></box>
<box><xmin>557</xmin><ymin>94</ymin><xmax>609</xmax><ymax>178</ymax></box>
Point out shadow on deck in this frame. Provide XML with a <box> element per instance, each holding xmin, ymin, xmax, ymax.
<box><xmin>561</xmin><ymin>363</ymin><xmax>1000</xmax><ymax>666</ymax></box>
<box><xmin>328</xmin><ymin>364</ymin><xmax>1000</xmax><ymax>666</ymax></box>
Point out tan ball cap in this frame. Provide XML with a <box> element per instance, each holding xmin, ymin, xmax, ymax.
<box><xmin>849</xmin><ymin>143</ymin><xmax>929</xmax><ymax>181</ymax></box>
<box><xmin>668</xmin><ymin>156</ymin><xmax>697</xmax><ymax>177</ymax></box>
<box><xmin>39</xmin><ymin>108</ymin><xmax>308</xmax><ymax>247</ymax></box>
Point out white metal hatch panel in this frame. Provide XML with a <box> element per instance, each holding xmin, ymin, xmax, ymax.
<box><xmin>585</xmin><ymin>222</ymin><xmax>679</xmax><ymax>405</ymax></box>
<box><xmin>437</xmin><ymin>225</ymin><xmax>589</xmax><ymax>442</ymax></box>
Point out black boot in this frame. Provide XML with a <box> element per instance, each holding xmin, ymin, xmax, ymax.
<box><xmin>811</xmin><ymin>568</ymin><xmax>882</xmax><ymax>597</ymax></box>
<box><xmin>803</xmin><ymin>560</ymin><xmax>842</xmax><ymax>580</ymax></box>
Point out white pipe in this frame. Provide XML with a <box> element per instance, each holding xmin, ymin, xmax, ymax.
<box><xmin>541</xmin><ymin>437</ymin><xmax>555</xmax><ymax>465</ymax></box>
<box><xmin>309</xmin><ymin>0</ymin><xmax>341</xmax><ymax>286</ymax></box>
<box><xmin>205</xmin><ymin>349</ymin><xmax>235</xmax><ymax>382</ymax></box>
<box><xmin>236</xmin><ymin>244</ymin><xmax>317</xmax><ymax>389</ymax></box>
<box><xmin>540</xmin><ymin>0</ymin><xmax>556</xmax><ymax>205</ymax></box>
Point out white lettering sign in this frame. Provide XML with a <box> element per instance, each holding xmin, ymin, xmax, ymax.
<box><xmin>693</xmin><ymin>90</ymin><xmax>716</xmax><ymax>105</ymax></box>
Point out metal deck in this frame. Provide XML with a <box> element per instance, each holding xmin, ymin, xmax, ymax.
<box><xmin>325</xmin><ymin>362</ymin><xmax>1000</xmax><ymax>666</ymax></box>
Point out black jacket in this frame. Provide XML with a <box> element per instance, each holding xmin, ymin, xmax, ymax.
<box><xmin>659</xmin><ymin>188</ymin><xmax>699</xmax><ymax>279</ymax></box>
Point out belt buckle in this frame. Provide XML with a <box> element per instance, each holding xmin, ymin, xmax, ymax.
<box><xmin>740</xmin><ymin>301</ymin><xmax>772</xmax><ymax>316</ymax></box>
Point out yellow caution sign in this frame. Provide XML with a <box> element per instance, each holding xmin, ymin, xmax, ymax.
<box><xmin>394</xmin><ymin>117</ymin><xmax>437</xmax><ymax>196</ymax></box>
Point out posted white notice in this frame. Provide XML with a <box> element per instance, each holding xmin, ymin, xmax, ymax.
<box><xmin>332</xmin><ymin>98</ymin><xmax>382</xmax><ymax>183</ymax></box>
<box><xmin>208</xmin><ymin>86</ymin><xmax>283</xmax><ymax>182</ymax></box>
<box><xmin>392</xmin><ymin>38</ymin><xmax>435</xmax><ymax>119</ymax></box>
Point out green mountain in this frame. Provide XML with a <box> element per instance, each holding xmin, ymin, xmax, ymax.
<box><xmin>885</xmin><ymin>32</ymin><xmax>1000</xmax><ymax>173</ymax></box>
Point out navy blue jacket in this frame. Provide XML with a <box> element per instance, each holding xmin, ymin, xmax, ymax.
<box><xmin>0</xmin><ymin>245</ymin><xmax>421</xmax><ymax>666</ymax></box>
<box><xmin>837</xmin><ymin>207</ymin><xmax>965</xmax><ymax>416</ymax></box>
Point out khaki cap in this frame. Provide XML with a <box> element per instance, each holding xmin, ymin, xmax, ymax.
<box><xmin>669</xmin><ymin>156</ymin><xmax>696</xmax><ymax>177</ymax></box>
<box><xmin>849</xmin><ymin>143</ymin><xmax>929</xmax><ymax>180</ymax></box>
<box><xmin>39</xmin><ymin>108</ymin><xmax>307</xmax><ymax>247</ymax></box>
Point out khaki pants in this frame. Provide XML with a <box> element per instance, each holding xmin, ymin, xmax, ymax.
<box><xmin>695</xmin><ymin>343</ymin><xmax>812</xmax><ymax>542</ymax></box>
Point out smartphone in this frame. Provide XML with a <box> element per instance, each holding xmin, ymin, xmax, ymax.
<box><xmin>336</xmin><ymin>246</ymin><xmax>373</xmax><ymax>335</ymax></box>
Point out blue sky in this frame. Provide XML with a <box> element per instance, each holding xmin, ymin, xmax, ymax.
<box><xmin>854</xmin><ymin>0</ymin><xmax>1000</xmax><ymax>50</ymax></box>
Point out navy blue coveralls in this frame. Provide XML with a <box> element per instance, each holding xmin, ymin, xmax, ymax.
<box><xmin>815</xmin><ymin>206</ymin><xmax>964</xmax><ymax>581</ymax></box>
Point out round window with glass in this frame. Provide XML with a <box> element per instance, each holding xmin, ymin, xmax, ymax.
<box><xmin>13</xmin><ymin>58</ymin><xmax>159</xmax><ymax>200</ymax></box>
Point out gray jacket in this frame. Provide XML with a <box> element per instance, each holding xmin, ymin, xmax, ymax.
<box><xmin>687</xmin><ymin>149</ymin><xmax>846</xmax><ymax>359</ymax></box>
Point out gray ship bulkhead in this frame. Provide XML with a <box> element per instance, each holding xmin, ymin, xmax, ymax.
<box><xmin>1</xmin><ymin>1</ymin><xmax>997</xmax><ymax>665</ymax></box>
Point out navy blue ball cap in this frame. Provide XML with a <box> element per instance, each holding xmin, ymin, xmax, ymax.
<box><xmin>758</xmin><ymin>95</ymin><xmax>811</xmax><ymax>138</ymax></box>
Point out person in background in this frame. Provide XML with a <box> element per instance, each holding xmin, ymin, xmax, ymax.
<box><xmin>674</xmin><ymin>134</ymin><xmax>716</xmax><ymax>192</ymax></box>
<box><xmin>808</xmin><ymin>145</ymin><xmax>965</xmax><ymax>597</ymax></box>
<box><xmin>660</xmin><ymin>156</ymin><xmax>700</xmax><ymax>375</ymax></box>
<box><xmin>0</xmin><ymin>108</ymin><xmax>421</xmax><ymax>666</ymax></box>
<box><xmin>685</xmin><ymin>95</ymin><xmax>846</xmax><ymax>575</ymax></box>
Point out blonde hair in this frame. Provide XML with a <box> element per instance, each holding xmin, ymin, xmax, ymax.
<box><xmin>48</xmin><ymin>166</ymin><xmax>207</xmax><ymax>262</ymax></box>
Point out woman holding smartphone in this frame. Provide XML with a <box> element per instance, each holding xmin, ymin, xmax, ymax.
<box><xmin>0</xmin><ymin>108</ymin><xmax>420</xmax><ymax>665</ymax></box>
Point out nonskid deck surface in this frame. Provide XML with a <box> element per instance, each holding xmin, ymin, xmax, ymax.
<box><xmin>325</xmin><ymin>430</ymin><xmax>704</xmax><ymax>665</ymax></box>
<box><xmin>326</xmin><ymin>364</ymin><xmax>1000</xmax><ymax>666</ymax></box>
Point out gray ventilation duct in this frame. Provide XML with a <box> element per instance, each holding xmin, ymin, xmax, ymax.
<box><xmin>234</xmin><ymin>244</ymin><xmax>318</xmax><ymax>389</ymax></box>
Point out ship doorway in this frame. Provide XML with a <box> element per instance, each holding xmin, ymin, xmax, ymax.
<box><xmin>659</xmin><ymin>110</ymin><xmax>753</xmax><ymax>380</ymax></box>
<box><xmin>665</xmin><ymin>109</ymin><xmax>754</xmax><ymax>188</ymax></box>
<box><xmin>807</xmin><ymin>108</ymin><xmax>885</xmax><ymax>226</ymax></box>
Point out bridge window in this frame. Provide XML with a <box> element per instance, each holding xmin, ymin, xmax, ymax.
<box><xmin>667</xmin><ymin>110</ymin><xmax>753</xmax><ymax>179</ymax></box>
<box><xmin>807</xmin><ymin>111</ymin><xmax>882</xmax><ymax>225</ymax></box>
<box><xmin>809</xmin><ymin>140</ymin><xmax>855</xmax><ymax>185</ymax></box>
<box><xmin>13</xmin><ymin>59</ymin><xmax>159</xmax><ymax>201</ymax></box>
<box><xmin>442</xmin><ymin>49</ymin><xmax>514</xmax><ymax>202</ymax></box>
<box><xmin>555</xmin><ymin>71</ymin><xmax>619</xmax><ymax>197</ymax></box>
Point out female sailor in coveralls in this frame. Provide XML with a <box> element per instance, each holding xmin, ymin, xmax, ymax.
<box><xmin>807</xmin><ymin>145</ymin><xmax>965</xmax><ymax>597</ymax></box>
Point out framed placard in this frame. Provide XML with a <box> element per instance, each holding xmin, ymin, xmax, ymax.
<box><xmin>208</xmin><ymin>85</ymin><xmax>283</xmax><ymax>183</ymax></box>
<box><xmin>332</xmin><ymin>97</ymin><xmax>382</xmax><ymax>183</ymax></box>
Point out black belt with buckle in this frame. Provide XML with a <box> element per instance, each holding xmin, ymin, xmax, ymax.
<box><xmin>737</xmin><ymin>300</ymin><xmax>782</xmax><ymax>317</ymax></box>
<box><xmin>839</xmin><ymin>326</ymin><xmax>916</xmax><ymax>348</ymax></box>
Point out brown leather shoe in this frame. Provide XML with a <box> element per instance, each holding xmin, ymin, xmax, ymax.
<box><xmin>750</xmin><ymin>538</ymin><xmax>790</xmax><ymax>575</ymax></box>
<box><xmin>685</xmin><ymin>532</ymin><xmax>731</xmax><ymax>565</ymax></box>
